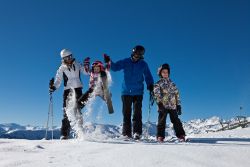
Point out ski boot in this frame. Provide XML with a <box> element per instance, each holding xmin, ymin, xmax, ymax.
<box><xmin>157</xmin><ymin>136</ymin><xmax>164</xmax><ymax>143</ymax></box>
<box><xmin>60</xmin><ymin>136</ymin><xmax>69</xmax><ymax>140</ymax></box>
<box><xmin>119</xmin><ymin>135</ymin><xmax>132</xmax><ymax>141</ymax></box>
<box><xmin>133</xmin><ymin>133</ymin><xmax>141</xmax><ymax>140</ymax></box>
<box><xmin>177</xmin><ymin>135</ymin><xmax>186</xmax><ymax>142</ymax></box>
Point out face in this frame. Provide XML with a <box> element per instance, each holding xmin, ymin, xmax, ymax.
<box><xmin>132</xmin><ymin>54</ymin><xmax>141</xmax><ymax>61</ymax></box>
<box><xmin>161</xmin><ymin>69</ymin><xmax>169</xmax><ymax>79</ymax></box>
<box><xmin>63</xmin><ymin>55</ymin><xmax>73</xmax><ymax>64</ymax></box>
<box><xmin>93</xmin><ymin>66</ymin><xmax>101</xmax><ymax>73</ymax></box>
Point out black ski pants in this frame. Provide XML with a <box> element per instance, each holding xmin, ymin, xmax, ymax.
<box><xmin>122</xmin><ymin>95</ymin><xmax>143</xmax><ymax>137</ymax></box>
<box><xmin>61</xmin><ymin>88</ymin><xmax>82</xmax><ymax>137</ymax></box>
<box><xmin>157</xmin><ymin>109</ymin><xmax>185</xmax><ymax>138</ymax></box>
<box><xmin>77</xmin><ymin>88</ymin><xmax>94</xmax><ymax>109</ymax></box>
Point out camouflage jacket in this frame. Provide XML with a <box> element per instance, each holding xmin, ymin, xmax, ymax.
<box><xmin>153</xmin><ymin>78</ymin><xmax>181</xmax><ymax>110</ymax></box>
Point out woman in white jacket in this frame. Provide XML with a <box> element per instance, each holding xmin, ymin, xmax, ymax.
<box><xmin>49</xmin><ymin>49</ymin><xmax>88</xmax><ymax>139</ymax></box>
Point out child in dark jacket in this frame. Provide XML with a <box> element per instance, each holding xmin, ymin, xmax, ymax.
<box><xmin>153</xmin><ymin>63</ymin><xmax>186</xmax><ymax>142</ymax></box>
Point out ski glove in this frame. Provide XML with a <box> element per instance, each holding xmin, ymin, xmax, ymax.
<box><xmin>100</xmin><ymin>71</ymin><xmax>107</xmax><ymax>77</ymax></box>
<box><xmin>176</xmin><ymin>105</ymin><xmax>182</xmax><ymax>115</ymax></box>
<box><xmin>49</xmin><ymin>78</ymin><xmax>56</xmax><ymax>93</ymax></box>
<box><xmin>83</xmin><ymin>57</ymin><xmax>90</xmax><ymax>72</ymax></box>
<box><xmin>103</xmin><ymin>54</ymin><xmax>110</xmax><ymax>63</ymax></box>
<box><xmin>49</xmin><ymin>86</ymin><xmax>56</xmax><ymax>93</ymax></box>
<box><xmin>157</xmin><ymin>102</ymin><xmax>165</xmax><ymax>112</ymax></box>
<box><xmin>147</xmin><ymin>84</ymin><xmax>154</xmax><ymax>92</ymax></box>
<box><xmin>84</xmin><ymin>57</ymin><xmax>90</xmax><ymax>65</ymax></box>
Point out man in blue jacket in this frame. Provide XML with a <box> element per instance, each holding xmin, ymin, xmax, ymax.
<box><xmin>104</xmin><ymin>45</ymin><xmax>154</xmax><ymax>140</ymax></box>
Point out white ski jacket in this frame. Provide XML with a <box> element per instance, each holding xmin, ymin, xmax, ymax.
<box><xmin>54</xmin><ymin>60</ymin><xmax>88</xmax><ymax>90</ymax></box>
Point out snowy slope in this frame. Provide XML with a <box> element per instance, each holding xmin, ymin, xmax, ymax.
<box><xmin>0</xmin><ymin>126</ymin><xmax>250</xmax><ymax>167</ymax></box>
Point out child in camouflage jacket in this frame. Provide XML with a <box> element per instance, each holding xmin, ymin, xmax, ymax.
<box><xmin>153</xmin><ymin>63</ymin><xmax>186</xmax><ymax>142</ymax></box>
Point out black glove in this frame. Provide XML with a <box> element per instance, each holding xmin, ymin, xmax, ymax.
<box><xmin>157</xmin><ymin>102</ymin><xmax>165</xmax><ymax>111</ymax></box>
<box><xmin>83</xmin><ymin>57</ymin><xmax>90</xmax><ymax>65</ymax></box>
<box><xmin>103</xmin><ymin>54</ymin><xmax>111</xmax><ymax>63</ymax></box>
<box><xmin>147</xmin><ymin>84</ymin><xmax>154</xmax><ymax>92</ymax></box>
<box><xmin>100</xmin><ymin>71</ymin><xmax>107</xmax><ymax>77</ymax></box>
<box><xmin>176</xmin><ymin>105</ymin><xmax>182</xmax><ymax>115</ymax></box>
<box><xmin>83</xmin><ymin>57</ymin><xmax>90</xmax><ymax>72</ymax></box>
<box><xmin>49</xmin><ymin>78</ymin><xmax>56</xmax><ymax>93</ymax></box>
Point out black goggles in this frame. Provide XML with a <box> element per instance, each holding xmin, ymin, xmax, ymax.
<box><xmin>63</xmin><ymin>55</ymin><xmax>72</xmax><ymax>61</ymax></box>
<box><xmin>133</xmin><ymin>53</ymin><xmax>143</xmax><ymax>59</ymax></box>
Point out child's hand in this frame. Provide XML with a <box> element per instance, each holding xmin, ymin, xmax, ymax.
<box><xmin>100</xmin><ymin>71</ymin><xmax>107</xmax><ymax>77</ymax></box>
<box><xmin>84</xmin><ymin>57</ymin><xmax>90</xmax><ymax>65</ymax></box>
<box><xmin>83</xmin><ymin>57</ymin><xmax>90</xmax><ymax>72</ymax></box>
<box><xmin>177</xmin><ymin>105</ymin><xmax>182</xmax><ymax>115</ymax></box>
<box><xmin>157</xmin><ymin>102</ymin><xmax>165</xmax><ymax>111</ymax></box>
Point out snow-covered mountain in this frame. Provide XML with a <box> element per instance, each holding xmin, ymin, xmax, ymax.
<box><xmin>1</xmin><ymin>116</ymin><xmax>249</xmax><ymax>140</ymax></box>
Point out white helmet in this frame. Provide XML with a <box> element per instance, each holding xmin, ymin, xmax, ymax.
<box><xmin>60</xmin><ymin>49</ymin><xmax>72</xmax><ymax>58</ymax></box>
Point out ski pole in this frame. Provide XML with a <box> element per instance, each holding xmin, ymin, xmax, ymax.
<box><xmin>45</xmin><ymin>92</ymin><xmax>54</xmax><ymax>140</ymax></box>
<box><xmin>145</xmin><ymin>91</ymin><xmax>154</xmax><ymax>140</ymax></box>
<box><xmin>50</xmin><ymin>92</ymin><xmax>54</xmax><ymax>140</ymax></box>
<box><xmin>45</xmin><ymin>94</ymin><xmax>50</xmax><ymax>139</ymax></box>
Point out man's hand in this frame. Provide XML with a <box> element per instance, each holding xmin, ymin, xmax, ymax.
<box><xmin>103</xmin><ymin>54</ymin><xmax>110</xmax><ymax>63</ymax></box>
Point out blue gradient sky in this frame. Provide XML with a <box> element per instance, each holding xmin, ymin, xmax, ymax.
<box><xmin>0</xmin><ymin>0</ymin><xmax>249</xmax><ymax>126</ymax></box>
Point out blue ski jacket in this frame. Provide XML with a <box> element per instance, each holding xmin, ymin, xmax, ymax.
<box><xmin>111</xmin><ymin>58</ymin><xmax>154</xmax><ymax>95</ymax></box>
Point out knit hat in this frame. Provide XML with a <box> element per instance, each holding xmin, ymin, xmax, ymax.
<box><xmin>157</xmin><ymin>63</ymin><xmax>170</xmax><ymax>77</ymax></box>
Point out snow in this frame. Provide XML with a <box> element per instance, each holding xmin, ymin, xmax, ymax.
<box><xmin>0</xmin><ymin>126</ymin><xmax>250</xmax><ymax>167</ymax></box>
<box><xmin>1</xmin><ymin>89</ymin><xmax>249</xmax><ymax>166</ymax></box>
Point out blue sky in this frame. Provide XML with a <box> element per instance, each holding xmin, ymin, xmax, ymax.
<box><xmin>0</xmin><ymin>0</ymin><xmax>249</xmax><ymax>126</ymax></box>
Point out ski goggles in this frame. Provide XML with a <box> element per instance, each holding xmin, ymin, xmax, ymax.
<box><xmin>133</xmin><ymin>54</ymin><xmax>143</xmax><ymax>60</ymax></box>
<box><xmin>134</xmin><ymin>50</ymin><xmax>144</xmax><ymax>56</ymax></box>
<box><xmin>92</xmin><ymin>61</ymin><xmax>103</xmax><ymax>67</ymax></box>
<box><xmin>63</xmin><ymin>55</ymin><xmax>73</xmax><ymax>61</ymax></box>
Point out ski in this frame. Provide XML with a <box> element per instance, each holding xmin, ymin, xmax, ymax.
<box><xmin>101</xmin><ymin>75</ymin><xmax>114</xmax><ymax>114</ymax></box>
